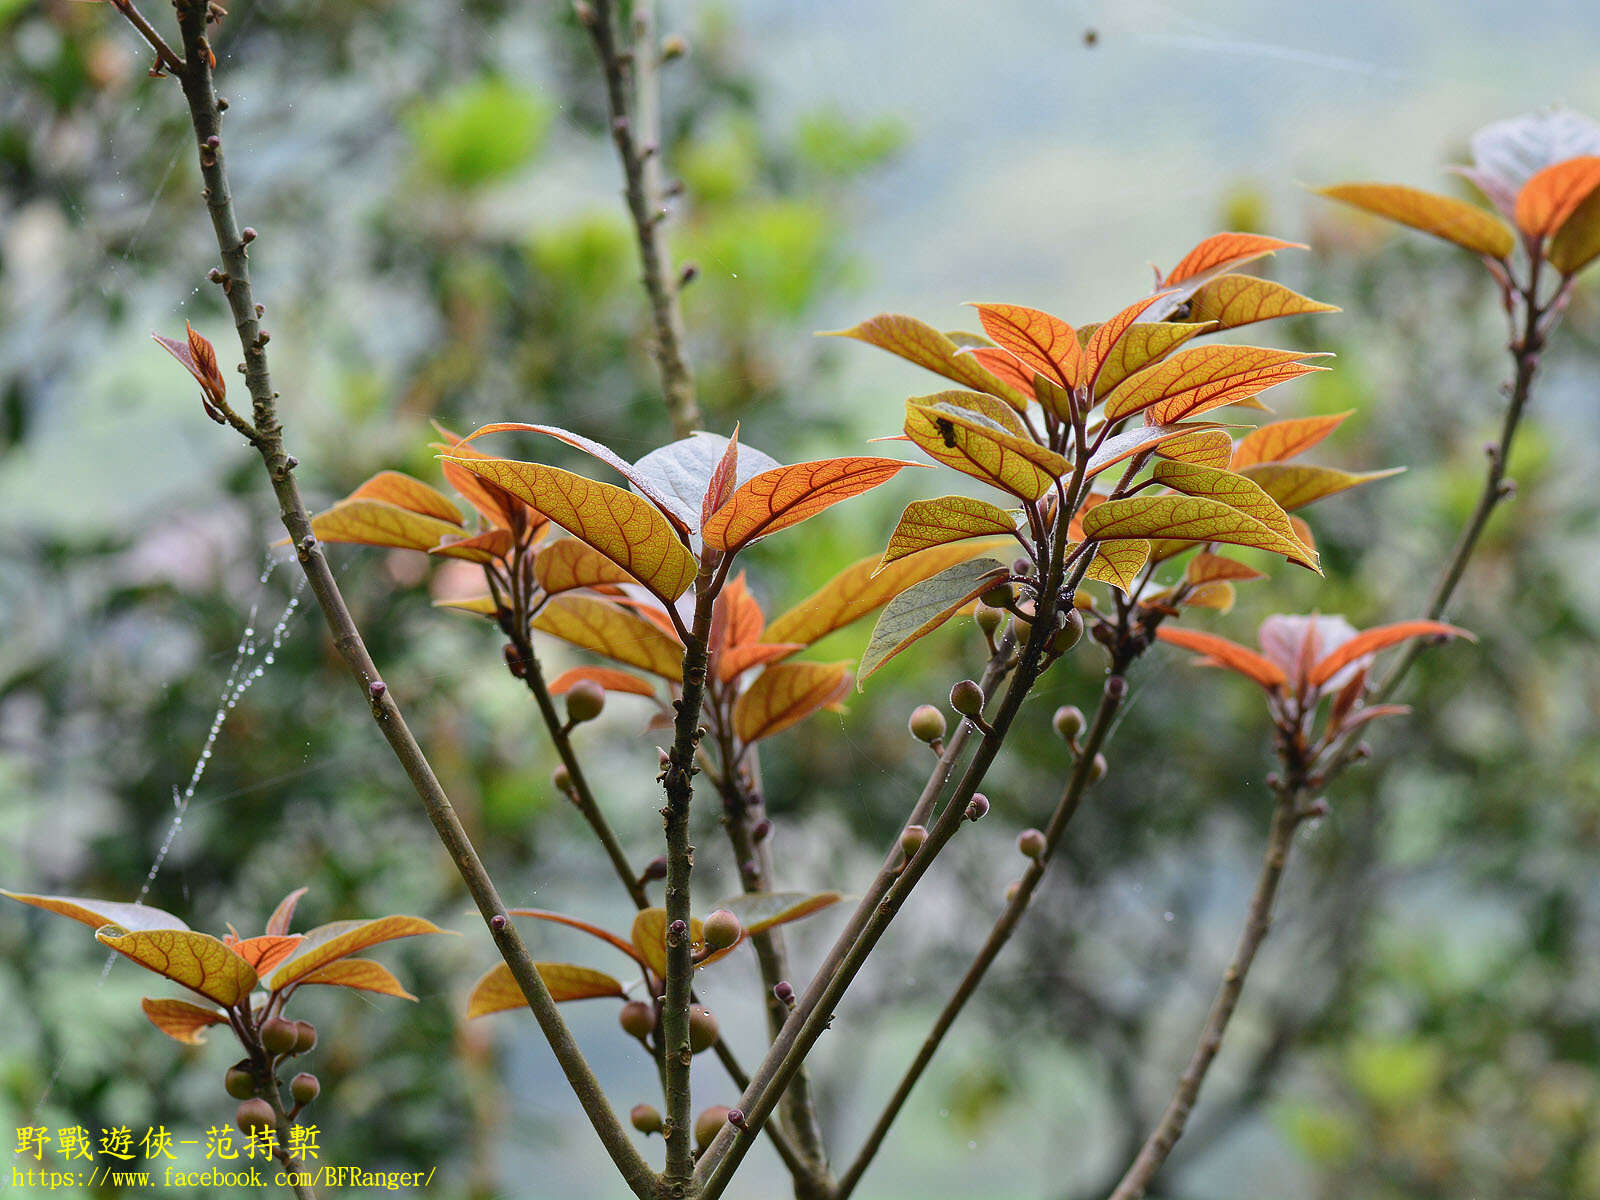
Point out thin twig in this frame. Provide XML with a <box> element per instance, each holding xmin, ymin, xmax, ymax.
<box><xmin>136</xmin><ymin>5</ymin><xmax>655</xmax><ymax>1194</ymax></box>
<box><xmin>109</xmin><ymin>0</ymin><xmax>185</xmax><ymax>74</ymax></box>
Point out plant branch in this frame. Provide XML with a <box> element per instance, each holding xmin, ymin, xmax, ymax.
<box><xmin>581</xmin><ymin>0</ymin><xmax>700</xmax><ymax>439</ymax></box>
<box><xmin>146</xmin><ymin>5</ymin><xmax>654</xmax><ymax>1194</ymax></box>
<box><xmin>109</xmin><ymin>0</ymin><xmax>185</xmax><ymax>74</ymax></box>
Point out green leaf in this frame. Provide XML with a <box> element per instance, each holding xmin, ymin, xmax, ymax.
<box><xmin>858</xmin><ymin>557</ymin><xmax>1008</xmax><ymax>683</ymax></box>
<box><xmin>877</xmin><ymin>496</ymin><xmax>1018</xmax><ymax>570</ymax></box>
<box><xmin>1081</xmin><ymin>496</ymin><xmax>1318</xmax><ymax>570</ymax></box>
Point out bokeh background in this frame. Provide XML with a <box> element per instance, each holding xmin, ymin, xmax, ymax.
<box><xmin>3</xmin><ymin>1</ymin><xmax>1600</xmax><ymax>1197</ymax></box>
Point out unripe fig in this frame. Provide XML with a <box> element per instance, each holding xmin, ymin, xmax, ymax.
<box><xmin>949</xmin><ymin>680</ymin><xmax>984</xmax><ymax>717</ymax></box>
<box><xmin>292</xmin><ymin>1020</ymin><xmax>317</xmax><ymax>1055</ymax></box>
<box><xmin>552</xmin><ymin>763</ymin><xmax>573</xmax><ymax>793</ymax></box>
<box><xmin>1089</xmin><ymin>753</ymin><xmax>1108</xmax><ymax>783</ymax></box>
<box><xmin>908</xmin><ymin>704</ymin><xmax>947</xmax><ymax>744</ymax></box>
<box><xmin>630</xmin><ymin>1103</ymin><xmax>663</xmax><ymax>1135</ymax></box>
<box><xmin>1011</xmin><ymin>602</ymin><xmax>1036</xmax><ymax>641</ymax></box>
<box><xmin>290</xmin><ymin>1072</ymin><xmax>319</xmax><ymax>1105</ymax></box>
<box><xmin>965</xmin><ymin>793</ymin><xmax>990</xmax><ymax>822</ymax></box>
<box><xmin>702</xmin><ymin>909</ymin><xmax>742</xmax><ymax>951</ymax></box>
<box><xmin>619</xmin><ymin>1000</ymin><xmax>654</xmax><ymax>1041</ymax></box>
<box><xmin>1053</xmin><ymin>705</ymin><xmax>1085</xmax><ymax>741</ymax></box>
<box><xmin>565</xmin><ymin>680</ymin><xmax>606</xmax><ymax>724</ymax></box>
<box><xmin>980</xmin><ymin>582</ymin><xmax>1013</xmax><ymax>608</ymax></box>
<box><xmin>1050</xmin><ymin>609</ymin><xmax>1085</xmax><ymax>653</ymax></box>
<box><xmin>695</xmin><ymin>1106</ymin><xmax>731</xmax><ymax>1151</ymax></box>
<box><xmin>224</xmin><ymin>1064</ymin><xmax>256</xmax><ymax>1101</ymax></box>
<box><xmin>688</xmin><ymin>1005</ymin><xmax>719</xmax><ymax>1053</ymax></box>
<box><xmin>974</xmin><ymin>603</ymin><xmax>1003</xmax><ymax>636</ymax></box>
<box><xmin>261</xmin><ymin>1017</ymin><xmax>298</xmax><ymax>1057</ymax></box>
<box><xmin>1017</xmin><ymin>828</ymin><xmax>1046</xmax><ymax>859</ymax></box>
<box><xmin>236</xmin><ymin>1099</ymin><xmax>275</xmax><ymax>1132</ymax></box>
<box><xmin>900</xmin><ymin>824</ymin><xmax>927</xmax><ymax>858</ymax></box>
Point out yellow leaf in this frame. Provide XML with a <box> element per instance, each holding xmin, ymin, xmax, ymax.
<box><xmin>1230</xmin><ymin>412</ymin><xmax>1353</xmax><ymax>469</ymax></box>
<box><xmin>905</xmin><ymin>394</ymin><xmax>1071</xmax><ymax>500</ymax></box>
<box><xmin>1102</xmin><ymin>345</ymin><xmax>1328</xmax><ymax>424</ymax></box>
<box><xmin>534</xmin><ymin>538</ymin><xmax>637</xmax><ymax>595</ymax></box>
<box><xmin>1154</xmin><ymin>427</ymin><xmax>1234</xmax><ymax>470</ymax></box>
<box><xmin>733</xmin><ymin>661</ymin><xmax>853</xmax><ymax>744</ymax></box>
<box><xmin>1182</xmin><ymin>581</ymin><xmax>1236</xmax><ymax>612</ymax></box>
<box><xmin>467</xmin><ymin>961</ymin><xmax>625</xmax><ymax>1018</ymax></box>
<box><xmin>826</xmin><ymin>313</ymin><xmax>1032</xmax><ymax>408</ymax></box>
<box><xmin>1086</xmin><ymin>422</ymin><xmax>1226</xmax><ymax>478</ymax></box>
<box><xmin>703</xmin><ymin>457</ymin><xmax>919</xmax><ymax>552</ymax></box>
<box><xmin>1240</xmin><ymin>463</ymin><xmax>1403</xmax><ymax>510</ymax></box>
<box><xmin>349</xmin><ymin>471</ymin><xmax>464</xmax><ymax>525</ymax></box>
<box><xmin>268</xmin><ymin>916</ymin><xmax>447</xmax><ymax>991</ymax></box>
<box><xmin>296</xmin><ymin>957</ymin><xmax>418</xmax><ymax>1001</ymax></box>
<box><xmin>442</xmin><ymin>456</ymin><xmax>696</xmax><ymax>603</ymax></box>
<box><xmin>877</xmin><ymin>496</ymin><xmax>1018</xmax><ymax>570</ymax></box>
<box><xmin>1179</xmin><ymin>275</ymin><xmax>1339</xmax><ymax>330</ymax></box>
<box><xmin>1082</xmin><ymin>539</ymin><xmax>1150</xmax><ymax>592</ymax></box>
<box><xmin>429</xmin><ymin>528</ymin><xmax>516</xmax><ymax>564</ymax></box>
<box><xmin>434</xmin><ymin>594</ymin><xmax>499</xmax><ymax>616</ymax></box>
<box><xmin>1151</xmin><ymin>461</ymin><xmax>1307</xmax><ymax>555</ymax></box>
<box><xmin>715</xmin><ymin>891</ymin><xmax>845</xmax><ymax>937</ymax></box>
<box><xmin>1088</xmin><ymin>322</ymin><xmax>1207</xmax><ymax>397</ymax></box>
<box><xmin>96</xmin><ymin>928</ymin><xmax>258</xmax><ymax>1007</ymax></box>
<box><xmin>1083</xmin><ymin>293</ymin><xmax>1171</xmax><ymax>392</ymax></box>
<box><xmin>1081</xmin><ymin>496</ymin><xmax>1318</xmax><ymax>570</ymax></box>
<box><xmin>310</xmin><ymin>498</ymin><xmax>464</xmax><ymax>553</ymax></box>
<box><xmin>630</xmin><ymin>908</ymin><xmax>704</xmax><ymax>980</ymax></box>
<box><xmin>548</xmin><ymin>666</ymin><xmax>657</xmax><ymax>698</ymax></box>
<box><xmin>532</xmin><ymin>595</ymin><xmax>684</xmax><ymax>680</ymax></box>
<box><xmin>1549</xmin><ymin>175</ymin><xmax>1600</xmax><ymax>274</ymax></box>
<box><xmin>141</xmin><ymin>997</ymin><xmax>228</xmax><ymax>1045</ymax></box>
<box><xmin>1318</xmin><ymin>183</ymin><xmax>1515</xmax><ymax>259</ymax></box>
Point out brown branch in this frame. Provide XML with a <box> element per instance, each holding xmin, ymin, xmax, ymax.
<box><xmin>109</xmin><ymin>0</ymin><xmax>185</xmax><ymax>74</ymax></box>
<box><xmin>138</xmin><ymin>5</ymin><xmax>655</xmax><ymax>1194</ymax></box>
<box><xmin>581</xmin><ymin>0</ymin><xmax>700</xmax><ymax>439</ymax></box>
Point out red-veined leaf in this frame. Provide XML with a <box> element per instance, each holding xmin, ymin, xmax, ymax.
<box><xmin>1514</xmin><ymin>156</ymin><xmax>1600</xmax><ymax>237</ymax></box>
<box><xmin>1089</xmin><ymin>321</ymin><xmax>1209</xmax><ymax>397</ymax></box>
<box><xmin>1</xmin><ymin>890</ymin><xmax>189</xmax><ymax>932</ymax></box>
<box><xmin>905</xmin><ymin>395</ymin><xmax>1070</xmax><ymax>500</ymax></box>
<box><xmin>1155</xmin><ymin>626</ymin><xmax>1287</xmax><ymax>689</ymax></box>
<box><xmin>548</xmin><ymin>666</ymin><xmax>657</xmax><ymax>698</ymax></box>
<box><xmin>533</xmin><ymin>595</ymin><xmax>685</xmax><ymax>679</ymax></box>
<box><xmin>826</xmin><ymin>313</ymin><xmax>1032</xmax><ymax>408</ymax></box>
<box><xmin>265</xmin><ymin>887</ymin><xmax>307</xmax><ymax>938</ymax></box>
<box><xmin>227</xmin><ymin>935</ymin><xmax>302</xmax><ymax>975</ymax></box>
<box><xmin>467</xmin><ymin>961</ymin><xmax>625</xmax><ymax>1018</ymax></box>
<box><xmin>1082</xmin><ymin>539</ymin><xmax>1150</xmax><ymax>592</ymax></box>
<box><xmin>703</xmin><ymin>457</ymin><xmax>920</xmax><ymax>552</ymax></box>
<box><xmin>1318</xmin><ymin>183</ymin><xmax>1515</xmax><ymax>259</ymax></box>
<box><xmin>733</xmin><ymin>661</ymin><xmax>853</xmax><ymax>744</ymax></box>
<box><xmin>434</xmin><ymin>442</ymin><xmax>521</xmax><ymax>531</ymax></box>
<box><xmin>349</xmin><ymin>471</ymin><xmax>463</xmax><ymax>525</ymax></box>
<box><xmin>1241</xmin><ymin>463</ymin><xmax>1403</xmax><ymax>510</ymax></box>
<box><xmin>712</xmin><ymin>572</ymin><xmax>766</xmax><ymax>650</ymax></box>
<box><xmin>969</xmin><ymin>303</ymin><xmax>1082</xmax><ymax>389</ymax></box>
<box><xmin>1083</xmin><ymin>293</ymin><xmax>1172</xmax><ymax>393</ymax></box>
<box><xmin>95</xmin><ymin>928</ymin><xmax>258</xmax><ymax>1007</ymax></box>
<box><xmin>965</xmin><ymin>346</ymin><xmax>1041</xmax><ymax>400</ymax></box>
<box><xmin>429</xmin><ymin>528</ymin><xmax>516</xmax><ymax>564</ymax></box>
<box><xmin>1308</xmin><ymin>620</ymin><xmax>1473</xmax><ymax>687</ymax></box>
<box><xmin>1161</xmin><ymin>233</ymin><xmax>1305</xmax><ymax>288</ymax></box>
<box><xmin>1081</xmin><ymin>495</ymin><xmax>1318</xmax><ymax>570</ymax></box>
<box><xmin>1180</xmin><ymin>275</ymin><xmax>1339</xmax><ymax>330</ymax></box>
<box><xmin>630</xmin><ymin>431</ymin><xmax>782</xmax><ymax>534</ymax></box>
<box><xmin>1185</xmin><ymin>552</ymin><xmax>1265</xmax><ymax>585</ymax></box>
<box><xmin>267</xmin><ymin>916</ymin><xmax>446</xmax><ymax>991</ymax></box>
<box><xmin>1153</xmin><ymin>427</ymin><xmax>1234</xmax><ymax>469</ymax></box>
<box><xmin>1102</xmin><ymin>345</ymin><xmax>1328</xmax><ymax>424</ymax></box>
<box><xmin>858</xmin><ymin>557</ymin><xmax>1008</xmax><ymax>682</ymax></box>
<box><xmin>1085</xmin><ymin>422</ymin><xmax>1225</xmax><ymax>478</ymax></box>
<box><xmin>506</xmin><ymin>909</ymin><xmax>644</xmax><ymax>965</ymax></box>
<box><xmin>702</xmin><ymin>428</ymin><xmax>741</xmax><ymax>526</ymax></box>
<box><xmin>296</xmin><ymin>958</ymin><xmax>418</xmax><ymax>1000</ymax></box>
<box><xmin>1230</xmin><ymin>412</ymin><xmax>1353</xmax><ymax>469</ymax></box>
<box><xmin>877</xmin><ymin>496</ymin><xmax>1018</xmax><ymax>570</ymax></box>
<box><xmin>533</xmin><ymin>538</ymin><xmax>637</xmax><ymax>595</ymax></box>
<box><xmin>1151</xmin><ymin>461</ymin><xmax>1307</xmax><ymax>553</ymax></box>
<box><xmin>717</xmin><ymin>642</ymin><xmax>804</xmax><ymax>681</ymax></box>
<box><xmin>141</xmin><ymin>997</ymin><xmax>228</xmax><ymax>1045</ymax></box>
<box><xmin>310</xmin><ymin>499</ymin><xmax>464</xmax><ymax>553</ymax></box>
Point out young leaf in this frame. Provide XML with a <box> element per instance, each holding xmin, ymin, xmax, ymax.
<box><xmin>718</xmin><ymin>642</ymin><xmax>805</xmax><ymax>681</ymax></box>
<box><xmin>631</xmin><ymin>908</ymin><xmax>705</xmax><ymax>981</ymax></box>
<box><xmin>141</xmin><ymin>997</ymin><xmax>228</xmax><ymax>1045</ymax></box>
<box><xmin>858</xmin><ymin>557</ymin><xmax>1008</xmax><ymax>683</ymax></box>
<box><xmin>1088</xmin><ymin>322</ymin><xmax>1207</xmax><ymax>397</ymax></box>
<box><xmin>548</xmin><ymin>666</ymin><xmax>657</xmax><ymax>698</ymax></box>
<box><xmin>1160</xmin><ymin>233</ymin><xmax>1306</xmax><ymax>288</ymax></box>
<box><xmin>1150</xmin><ymin>461</ymin><xmax>1307</xmax><ymax>552</ymax></box>
<box><xmin>1548</xmin><ymin>179</ymin><xmax>1600</xmax><ymax>274</ymax></box>
<box><xmin>712</xmin><ymin>572</ymin><xmax>766</xmax><ymax>650</ymax></box>
<box><xmin>1102</xmin><ymin>345</ymin><xmax>1328</xmax><ymax>424</ymax></box>
<box><xmin>437</xmin><ymin>446</ymin><xmax>520</xmax><ymax>532</ymax></box>
<box><xmin>95</xmin><ymin>928</ymin><xmax>258</xmax><ymax>1007</ymax></box>
<box><xmin>878</xmin><ymin>496</ymin><xmax>1019</xmax><ymax>570</ymax></box>
<box><xmin>905</xmin><ymin>396</ymin><xmax>1070</xmax><ymax>500</ymax></box>
<box><xmin>1308</xmin><ymin>620</ymin><xmax>1473</xmax><ymax>687</ymax></box>
<box><xmin>1155</xmin><ymin>626</ymin><xmax>1288</xmax><ymax>689</ymax></box>
<box><xmin>714</xmin><ymin>891</ymin><xmax>844</xmax><ymax>937</ymax></box>
<box><xmin>1230</xmin><ymin>412</ymin><xmax>1353</xmax><ymax>469</ymax></box>
<box><xmin>295</xmin><ymin>958</ymin><xmax>418</xmax><ymax>1000</ymax></box>
<box><xmin>827</xmin><ymin>313</ymin><xmax>1032</xmax><ymax>408</ymax></box>
<box><xmin>733</xmin><ymin>661</ymin><xmax>853</xmax><ymax>744</ymax></box>
<box><xmin>1180</xmin><ymin>275</ymin><xmax>1339</xmax><ymax>330</ymax></box>
<box><xmin>507</xmin><ymin>909</ymin><xmax>644</xmax><ymax>965</ymax></box>
<box><xmin>764</xmin><ymin>541</ymin><xmax>1008</xmax><ymax>648</ymax></box>
<box><xmin>227</xmin><ymin>935</ymin><xmax>303</xmax><ymax>975</ymax></box>
<box><xmin>349</xmin><ymin>471</ymin><xmax>464</xmax><ymax>525</ymax></box>
<box><xmin>310</xmin><ymin>499</ymin><xmax>465</xmax><ymax>553</ymax></box>
<box><xmin>702</xmin><ymin>457</ymin><xmax>919</xmax><ymax>552</ymax></box>
<box><xmin>1153</xmin><ymin>427</ymin><xmax>1234</xmax><ymax>469</ymax></box>
<box><xmin>970</xmin><ymin>303</ymin><xmax>1082</xmax><ymax>389</ymax></box>
<box><xmin>628</xmin><ymin>431</ymin><xmax>783</xmax><ymax>534</ymax></box>
<box><xmin>1</xmin><ymin>890</ymin><xmax>189</xmax><ymax>932</ymax></box>
<box><xmin>1083</xmin><ymin>539</ymin><xmax>1150</xmax><ymax>592</ymax></box>
<box><xmin>701</xmin><ymin>430</ymin><xmax>742</xmax><ymax>527</ymax></box>
<box><xmin>532</xmin><ymin>596</ymin><xmax>685</xmax><ymax>679</ymax></box>
<box><xmin>1240</xmin><ymin>463</ymin><xmax>1403</xmax><ymax>510</ymax></box>
<box><xmin>1085</xmin><ymin>422</ymin><xmax>1225</xmax><ymax>478</ymax></box>
<box><xmin>1081</xmin><ymin>496</ymin><xmax>1318</xmax><ymax>570</ymax></box>
<box><xmin>267</xmin><ymin>916</ymin><xmax>446</xmax><ymax>991</ymax></box>
<box><xmin>265</xmin><ymin>887</ymin><xmax>308</xmax><ymax>938</ymax></box>
<box><xmin>1514</xmin><ymin>155</ymin><xmax>1600</xmax><ymax>237</ymax></box>
<box><xmin>1083</xmin><ymin>293</ymin><xmax>1172</xmax><ymax>392</ymax></box>
<box><xmin>1317</xmin><ymin>183</ymin><xmax>1515</xmax><ymax>259</ymax></box>
<box><xmin>533</xmin><ymin>538</ymin><xmax>637</xmax><ymax>595</ymax></box>
<box><xmin>430</xmin><ymin>528</ymin><xmax>516</xmax><ymax>564</ymax></box>
<box><xmin>1185</xmin><ymin>552</ymin><xmax>1266</xmax><ymax>585</ymax></box>
<box><xmin>467</xmin><ymin>962</ymin><xmax>626</xmax><ymax>1018</ymax></box>
<box><xmin>442</xmin><ymin>456</ymin><xmax>696</xmax><ymax>603</ymax></box>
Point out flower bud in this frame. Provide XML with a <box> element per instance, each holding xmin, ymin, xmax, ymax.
<box><xmin>289</xmin><ymin>1073</ymin><xmax>319</xmax><ymax>1105</ymax></box>
<box><xmin>640</xmin><ymin>855</ymin><xmax>668</xmax><ymax>883</ymax></box>
<box><xmin>773</xmin><ymin>981</ymin><xmax>795</xmax><ymax>1006</ymax></box>
<box><xmin>1053</xmin><ymin>705</ymin><xmax>1085</xmax><ymax>741</ymax></box>
<box><xmin>695</xmin><ymin>1106</ymin><xmax>731</xmax><ymax>1151</ymax></box>
<box><xmin>965</xmin><ymin>793</ymin><xmax>990</xmax><ymax>821</ymax></box>
<box><xmin>949</xmin><ymin>680</ymin><xmax>984</xmax><ymax>717</ymax></box>
<box><xmin>908</xmin><ymin>704</ymin><xmax>947</xmax><ymax>744</ymax></box>
<box><xmin>980</xmin><ymin>582</ymin><xmax>1013</xmax><ymax>608</ymax></box>
<box><xmin>261</xmin><ymin>1017</ymin><xmax>298</xmax><ymax>1057</ymax></box>
<box><xmin>1017</xmin><ymin>828</ymin><xmax>1046</xmax><ymax>859</ymax></box>
<box><xmin>974</xmin><ymin>603</ymin><xmax>1003</xmax><ymax>636</ymax></box>
<box><xmin>224</xmin><ymin>1064</ymin><xmax>256</xmax><ymax>1101</ymax></box>
<box><xmin>1050</xmin><ymin>609</ymin><xmax>1085</xmax><ymax>653</ymax></box>
<box><xmin>565</xmin><ymin>680</ymin><xmax>606</xmax><ymax>724</ymax></box>
<box><xmin>630</xmin><ymin>1103</ymin><xmax>663</xmax><ymax>1135</ymax></box>
<box><xmin>688</xmin><ymin>1005</ymin><xmax>719</xmax><ymax>1053</ymax></box>
<box><xmin>292</xmin><ymin>1020</ymin><xmax>317</xmax><ymax>1055</ymax></box>
<box><xmin>1089</xmin><ymin>753</ymin><xmax>1108</xmax><ymax>783</ymax></box>
<box><xmin>235</xmin><ymin>1099</ymin><xmax>275</xmax><ymax>1132</ymax></box>
<box><xmin>619</xmin><ymin>1000</ymin><xmax>654</xmax><ymax>1041</ymax></box>
<box><xmin>900</xmin><ymin>824</ymin><xmax>927</xmax><ymax>858</ymax></box>
<box><xmin>702</xmin><ymin>909</ymin><xmax>742</xmax><ymax>951</ymax></box>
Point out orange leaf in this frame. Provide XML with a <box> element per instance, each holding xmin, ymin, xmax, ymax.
<box><xmin>309</xmin><ymin>498</ymin><xmax>465</xmax><ymax>553</ymax></box>
<box><xmin>548</xmin><ymin>666</ymin><xmax>657</xmax><ymax>698</ymax></box>
<box><xmin>1161</xmin><ymin>233</ymin><xmax>1306</xmax><ymax>288</ymax></box>
<box><xmin>1230</xmin><ymin>412</ymin><xmax>1353</xmax><ymax>469</ymax></box>
<box><xmin>970</xmin><ymin>302</ymin><xmax>1082</xmax><ymax>389</ymax></box>
<box><xmin>712</xmin><ymin>572</ymin><xmax>766</xmax><ymax>651</ymax></box>
<box><xmin>1308</xmin><ymin>620</ymin><xmax>1473</xmax><ymax>688</ymax></box>
<box><xmin>764</xmin><ymin>540</ymin><xmax>1008</xmax><ymax>649</ymax></box>
<box><xmin>1241</xmin><ymin>463</ymin><xmax>1403</xmax><ymax>510</ymax></box>
<box><xmin>1182</xmin><ymin>581</ymin><xmax>1236</xmax><ymax>612</ymax></box>
<box><xmin>1318</xmin><ymin>183</ymin><xmax>1515</xmax><ymax>259</ymax></box>
<box><xmin>533</xmin><ymin>538</ymin><xmax>637</xmax><ymax>595</ymax></box>
<box><xmin>442</xmin><ymin>456</ymin><xmax>696</xmax><ymax>603</ymax></box>
<box><xmin>878</xmin><ymin>495</ymin><xmax>1018</xmax><ymax>570</ymax></box>
<box><xmin>1083</xmin><ymin>293</ymin><xmax>1172</xmax><ymax>393</ymax></box>
<box><xmin>966</xmin><ymin>346</ymin><xmax>1042</xmax><ymax>400</ymax></box>
<box><xmin>1</xmin><ymin>890</ymin><xmax>188</xmax><ymax>932</ymax></box>
<box><xmin>1156</xmin><ymin>626</ymin><xmax>1287</xmax><ymax>689</ymax></box>
<box><xmin>434</xmin><ymin>594</ymin><xmax>499</xmax><ymax>617</ymax></box>
<box><xmin>1549</xmin><ymin>178</ymin><xmax>1600</xmax><ymax>274</ymax></box>
<box><xmin>733</xmin><ymin>661</ymin><xmax>853</xmax><ymax>744</ymax></box>
<box><xmin>1081</xmin><ymin>495</ymin><xmax>1318</xmax><ymax>570</ymax></box>
<box><xmin>265</xmin><ymin>887</ymin><xmax>307</xmax><ymax>937</ymax></box>
<box><xmin>349</xmin><ymin>471</ymin><xmax>463</xmax><ymax>525</ymax></box>
<box><xmin>228</xmin><ymin>935</ymin><xmax>303</xmax><ymax>975</ymax></box>
<box><xmin>1102</xmin><ymin>345</ymin><xmax>1328</xmax><ymax>424</ymax></box>
<box><xmin>702</xmin><ymin>426</ymin><xmax>741</xmax><ymax>526</ymax></box>
<box><xmin>703</xmin><ymin>457</ymin><xmax>918</xmax><ymax>552</ymax></box>
<box><xmin>904</xmin><ymin>394</ymin><xmax>1070</xmax><ymax>500</ymax></box>
<box><xmin>1185</xmin><ymin>552</ymin><xmax>1266</xmax><ymax>585</ymax></box>
<box><xmin>429</xmin><ymin>528</ymin><xmax>516</xmax><ymax>564</ymax></box>
<box><xmin>95</xmin><ymin>928</ymin><xmax>258</xmax><ymax>1007</ymax></box>
<box><xmin>826</xmin><ymin>314</ymin><xmax>1032</xmax><ymax>409</ymax></box>
<box><xmin>436</xmin><ymin>444</ymin><xmax>523</xmax><ymax>532</ymax></box>
<box><xmin>141</xmin><ymin>997</ymin><xmax>228</xmax><ymax>1045</ymax></box>
<box><xmin>1181</xmin><ymin>275</ymin><xmax>1339</xmax><ymax>331</ymax></box>
<box><xmin>1086</xmin><ymin>422</ymin><xmax>1225</xmax><ymax>479</ymax></box>
<box><xmin>1088</xmin><ymin>322</ymin><xmax>1207</xmax><ymax>397</ymax></box>
<box><xmin>1153</xmin><ymin>427</ymin><xmax>1234</xmax><ymax>470</ymax></box>
<box><xmin>1514</xmin><ymin>156</ymin><xmax>1600</xmax><ymax>237</ymax></box>
<box><xmin>717</xmin><ymin>642</ymin><xmax>805</xmax><ymax>681</ymax></box>
<box><xmin>267</xmin><ymin>916</ymin><xmax>447</xmax><ymax>991</ymax></box>
<box><xmin>467</xmin><ymin>961</ymin><xmax>625</xmax><ymax>1018</ymax></box>
<box><xmin>715</xmin><ymin>891</ymin><xmax>844</xmax><ymax>938</ymax></box>
<box><xmin>295</xmin><ymin>957</ymin><xmax>418</xmax><ymax>1001</ymax></box>
<box><xmin>631</xmin><ymin>908</ymin><xmax>705</xmax><ymax>981</ymax></box>
<box><xmin>507</xmin><ymin>908</ymin><xmax>644</xmax><ymax>965</ymax></box>
<box><xmin>533</xmin><ymin>596</ymin><xmax>684</xmax><ymax>680</ymax></box>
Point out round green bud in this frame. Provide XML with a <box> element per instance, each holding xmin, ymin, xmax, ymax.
<box><xmin>974</xmin><ymin>603</ymin><xmax>1004</xmax><ymax>636</ymax></box>
<box><xmin>900</xmin><ymin>824</ymin><xmax>927</xmax><ymax>858</ymax></box>
<box><xmin>630</xmin><ymin>1103</ymin><xmax>663</xmax><ymax>1135</ymax></box>
<box><xmin>292</xmin><ymin>1020</ymin><xmax>317</xmax><ymax>1055</ymax></box>
<box><xmin>619</xmin><ymin>1000</ymin><xmax>654</xmax><ymax>1041</ymax></box>
<box><xmin>908</xmin><ymin>704</ymin><xmax>947</xmax><ymax>744</ymax></box>
<box><xmin>1089</xmin><ymin>753</ymin><xmax>1108</xmax><ymax>783</ymax></box>
<box><xmin>552</xmin><ymin>763</ymin><xmax>573</xmax><ymax>793</ymax></box>
<box><xmin>695</xmin><ymin>1106</ymin><xmax>731</xmax><ymax>1152</ymax></box>
<box><xmin>702</xmin><ymin>909</ymin><xmax>742</xmax><ymax>952</ymax></box>
<box><xmin>1017</xmin><ymin>828</ymin><xmax>1047</xmax><ymax>859</ymax></box>
<box><xmin>289</xmin><ymin>1073</ymin><xmax>320</xmax><ymax>1106</ymax></box>
<box><xmin>260</xmin><ymin>1017</ymin><xmax>298</xmax><ymax>1057</ymax></box>
<box><xmin>979</xmin><ymin>582</ymin><xmax>1013</xmax><ymax>608</ymax></box>
<box><xmin>235</xmin><ymin>1099</ymin><xmax>275</xmax><ymax>1133</ymax></box>
<box><xmin>565</xmin><ymin>680</ymin><xmax>606</xmax><ymax>724</ymax></box>
<box><xmin>688</xmin><ymin>1005</ymin><xmax>719</xmax><ymax>1054</ymax></box>
<box><xmin>1053</xmin><ymin>705</ymin><xmax>1085</xmax><ymax>741</ymax></box>
<box><xmin>949</xmin><ymin>679</ymin><xmax>984</xmax><ymax>717</ymax></box>
<box><xmin>224</xmin><ymin>1064</ymin><xmax>256</xmax><ymax>1101</ymax></box>
<box><xmin>1050</xmin><ymin>609</ymin><xmax>1085</xmax><ymax>653</ymax></box>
